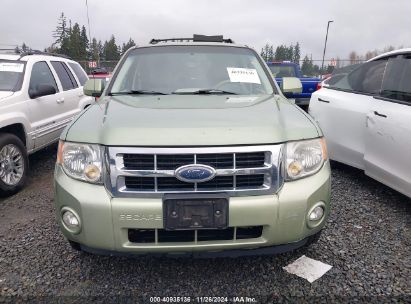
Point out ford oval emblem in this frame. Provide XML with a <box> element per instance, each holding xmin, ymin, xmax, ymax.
<box><xmin>175</xmin><ymin>164</ymin><xmax>216</xmax><ymax>183</ymax></box>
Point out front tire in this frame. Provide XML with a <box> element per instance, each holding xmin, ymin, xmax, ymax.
<box><xmin>0</xmin><ymin>133</ymin><xmax>28</xmax><ymax>197</ymax></box>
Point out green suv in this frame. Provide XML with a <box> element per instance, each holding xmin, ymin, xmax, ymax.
<box><xmin>54</xmin><ymin>35</ymin><xmax>331</xmax><ymax>256</ymax></box>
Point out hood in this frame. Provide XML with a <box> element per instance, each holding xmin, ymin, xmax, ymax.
<box><xmin>63</xmin><ymin>95</ymin><xmax>320</xmax><ymax>146</ymax></box>
<box><xmin>0</xmin><ymin>91</ymin><xmax>14</xmax><ymax>100</ymax></box>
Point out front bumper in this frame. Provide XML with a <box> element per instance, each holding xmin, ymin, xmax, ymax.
<box><xmin>54</xmin><ymin>161</ymin><xmax>331</xmax><ymax>255</ymax></box>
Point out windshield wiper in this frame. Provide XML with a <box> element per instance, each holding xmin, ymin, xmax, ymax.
<box><xmin>172</xmin><ymin>89</ymin><xmax>238</xmax><ymax>95</ymax></box>
<box><xmin>108</xmin><ymin>90</ymin><xmax>168</xmax><ymax>96</ymax></box>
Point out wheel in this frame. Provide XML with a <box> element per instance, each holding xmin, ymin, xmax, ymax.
<box><xmin>0</xmin><ymin>133</ymin><xmax>28</xmax><ymax>197</ymax></box>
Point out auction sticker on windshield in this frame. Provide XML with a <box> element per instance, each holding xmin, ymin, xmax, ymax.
<box><xmin>227</xmin><ymin>67</ymin><xmax>261</xmax><ymax>84</ymax></box>
<box><xmin>0</xmin><ymin>62</ymin><xmax>24</xmax><ymax>73</ymax></box>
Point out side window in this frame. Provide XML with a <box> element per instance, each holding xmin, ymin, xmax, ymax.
<box><xmin>29</xmin><ymin>61</ymin><xmax>58</xmax><ymax>93</ymax></box>
<box><xmin>68</xmin><ymin>62</ymin><xmax>88</xmax><ymax>86</ymax></box>
<box><xmin>51</xmin><ymin>61</ymin><xmax>78</xmax><ymax>91</ymax></box>
<box><xmin>380</xmin><ymin>56</ymin><xmax>411</xmax><ymax>104</ymax></box>
<box><xmin>330</xmin><ymin>59</ymin><xmax>387</xmax><ymax>94</ymax></box>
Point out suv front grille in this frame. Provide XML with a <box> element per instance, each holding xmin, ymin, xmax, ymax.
<box><xmin>122</xmin><ymin>152</ymin><xmax>265</xmax><ymax>171</ymax></box>
<box><xmin>108</xmin><ymin>146</ymin><xmax>283</xmax><ymax>197</ymax></box>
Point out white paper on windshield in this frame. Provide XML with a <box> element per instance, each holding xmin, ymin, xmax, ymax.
<box><xmin>227</xmin><ymin>68</ymin><xmax>261</xmax><ymax>84</ymax></box>
<box><xmin>0</xmin><ymin>63</ymin><xmax>24</xmax><ymax>73</ymax></box>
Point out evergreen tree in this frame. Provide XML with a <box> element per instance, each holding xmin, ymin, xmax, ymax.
<box><xmin>293</xmin><ymin>42</ymin><xmax>301</xmax><ymax>64</ymax></box>
<box><xmin>103</xmin><ymin>35</ymin><xmax>120</xmax><ymax>61</ymax></box>
<box><xmin>301</xmin><ymin>55</ymin><xmax>314</xmax><ymax>76</ymax></box>
<box><xmin>52</xmin><ymin>12</ymin><xmax>68</xmax><ymax>49</ymax></box>
<box><xmin>97</xmin><ymin>40</ymin><xmax>104</xmax><ymax>61</ymax></box>
<box><xmin>80</xmin><ymin>25</ymin><xmax>89</xmax><ymax>59</ymax></box>
<box><xmin>122</xmin><ymin>38</ymin><xmax>136</xmax><ymax>54</ymax></box>
<box><xmin>21</xmin><ymin>43</ymin><xmax>29</xmax><ymax>52</ymax></box>
<box><xmin>260</xmin><ymin>48</ymin><xmax>266</xmax><ymax>60</ymax></box>
<box><xmin>275</xmin><ymin>45</ymin><xmax>287</xmax><ymax>61</ymax></box>
<box><xmin>67</xmin><ymin>23</ymin><xmax>82</xmax><ymax>59</ymax></box>
<box><xmin>90</xmin><ymin>38</ymin><xmax>99</xmax><ymax>61</ymax></box>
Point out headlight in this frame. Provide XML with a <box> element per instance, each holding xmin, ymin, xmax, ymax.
<box><xmin>285</xmin><ymin>138</ymin><xmax>327</xmax><ymax>180</ymax></box>
<box><xmin>57</xmin><ymin>141</ymin><xmax>103</xmax><ymax>184</ymax></box>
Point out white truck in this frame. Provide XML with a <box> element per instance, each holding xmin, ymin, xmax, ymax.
<box><xmin>0</xmin><ymin>51</ymin><xmax>92</xmax><ymax>196</ymax></box>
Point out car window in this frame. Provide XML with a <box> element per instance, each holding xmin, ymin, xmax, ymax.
<box><xmin>51</xmin><ymin>61</ymin><xmax>78</xmax><ymax>91</ymax></box>
<box><xmin>0</xmin><ymin>60</ymin><xmax>25</xmax><ymax>91</ymax></box>
<box><xmin>29</xmin><ymin>61</ymin><xmax>58</xmax><ymax>92</ymax></box>
<box><xmin>380</xmin><ymin>55</ymin><xmax>411</xmax><ymax>104</ymax></box>
<box><xmin>269</xmin><ymin>65</ymin><xmax>296</xmax><ymax>78</ymax></box>
<box><xmin>329</xmin><ymin>59</ymin><xmax>387</xmax><ymax>94</ymax></box>
<box><xmin>110</xmin><ymin>45</ymin><xmax>275</xmax><ymax>96</ymax></box>
<box><xmin>68</xmin><ymin>62</ymin><xmax>88</xmax><ymax>86</ymax></box>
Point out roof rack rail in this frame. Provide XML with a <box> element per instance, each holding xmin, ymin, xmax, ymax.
<box><xmin>150</xmin><ymin>34</ymin><xmax>234</xmax><ymax>45</ymax></box>
<box><xmin>17</xmin><ymin>50</ymin><xmax>71</xmax><ymax>60</ymax></box>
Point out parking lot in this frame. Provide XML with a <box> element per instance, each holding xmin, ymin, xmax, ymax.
<box><xmin>0</xmin><ymin>145</ymin><xmax>410</xmax><ymax>301</ymax></box>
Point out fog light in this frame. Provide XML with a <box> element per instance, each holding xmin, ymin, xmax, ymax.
<box><xmin>309</xmin><ymin>206</ymin><xmax>324</xmax><ymax>221</ymax></box>
<box><xmin>62</xmin><ymin>209</ymin><xmax>81</xmax><ymax>233</ymax></box>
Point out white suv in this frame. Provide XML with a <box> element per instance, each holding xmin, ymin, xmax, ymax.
<box><xmin>0</xmin><ymin>51</ymin><xmax>92</xmax><ymax>196</ymax></box>
<box><xmin>309</xmin><ymin>48</ymin><xmax>411</xmax><ymax>198</ymax></box>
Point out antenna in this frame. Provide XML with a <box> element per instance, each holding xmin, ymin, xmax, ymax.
<box><xmin>85</xmin><ymin>0</ymin><xmax>103</xmax><ymax>111</ymax></box>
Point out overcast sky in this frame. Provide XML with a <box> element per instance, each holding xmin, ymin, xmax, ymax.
<box><xmin>1</xmin><ymin>0</ymin><xmax>410</xmax><ymax>62</ymax></box>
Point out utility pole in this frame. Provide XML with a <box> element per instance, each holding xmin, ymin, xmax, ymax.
<box><xmin>321</xmin><ymin>20</ymin><xmax>333</xmax><ymax>77</ymax></box>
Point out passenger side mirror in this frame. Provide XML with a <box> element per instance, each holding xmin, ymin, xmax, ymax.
<box><xmin>84</xmin><ymin>79</ymin><xmax>105</xmax><ymax>97</ymax></box>
<box><xmin>281</xmin><ymin>77</ymin><xmax>302</xmax><ymax>97</ymax></box>
<box><xmin>29</xmin><ymin>84</ymin><xmax>57</xmax><ymax>99</ymax></box>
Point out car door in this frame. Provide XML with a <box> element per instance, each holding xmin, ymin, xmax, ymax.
<box><xmin>50</xmin><ymin>61</ymin><xmax>82</xmax><ymax>121</ymax></box>
<box><xmin>364</xmin><ymin>55</ymin><xmax>411</xmax><ymax>197</ymax></box>
<box><xmin>67</xmin><ymin>61</ymin><xmax>93</xmax><ymax>109</ymax></box>
<box><xmin>27</xmin><ymin>61</ymin><xmax>64</xmax><ymax>149</ymax></box>
<box><xmin>309</xmin><ymin>59</ymin><xmax>387</xmax><ymax>169</ymax></box>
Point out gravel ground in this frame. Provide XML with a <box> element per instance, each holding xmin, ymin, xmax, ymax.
<box><xmin>0</xmin><ymin>145</ymin><xmax>410</xmax><ymax>303</ymax></box>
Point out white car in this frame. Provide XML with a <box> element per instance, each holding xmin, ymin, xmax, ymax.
<box><xmin>0</xmin><ymin>51</ymin><xmax>92</xmax><ymax>196</ymax></box>
<box><xmin>309</xmin><ymin>48</ymin><xmax>411</xmax><ymax>198</ymax></box>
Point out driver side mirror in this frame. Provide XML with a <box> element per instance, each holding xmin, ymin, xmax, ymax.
<box><xmin>281</xmin><ymin>77</ymin><xmax>302</xmax><ymax>97</ymax></box>
<box><xmin>29</xmin><ymin>84</ymin><xmax>56</xmax><ymax>99</ymax></box>
<box><xmin>84</xmin><ymin>79</ymin><xmax>105</xmax><ymax>97</ymax></box>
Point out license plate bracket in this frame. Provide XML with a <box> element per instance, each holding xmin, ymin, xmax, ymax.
<box><xmin>163</xmin><ymin>194</ymin><xmax>228</xmax><ymax>230</ymax></box>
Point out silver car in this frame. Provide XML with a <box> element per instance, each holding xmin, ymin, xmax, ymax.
<box><xmin>309</xmin><ymin>48</ymin><xmax>411</xmax><ymax>198</ymax></box>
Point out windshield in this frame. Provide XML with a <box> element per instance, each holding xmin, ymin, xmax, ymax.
<box><xmin>110</xmin><ymin>45</ymin><xmax>275</xmax><ymax>95</ymax></box>
<box><xmin>0</xmin><ymin>60</ymin><xmax>25</xmax><ymax>91</ymax></box>
<box><xmin>269</xmin><ymin>65</ymin><xmax>296</xmax><ymax>78</ymax></box>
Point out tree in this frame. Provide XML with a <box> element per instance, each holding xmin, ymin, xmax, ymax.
<box><xmin>14</xmin><ymin>43</ymin><xmax>30</xmax><ymax>54</ymax></box>
<box><xmin>103</xmin><ymin>35</ymin><xmax>120</xmax><ymax>61</ymax></box>
<box><xmin>274</xmin><ymin>44</ymin><xmax>294</xmax><ymax>61</ymax></box>
<box><xmin>301</xmin><ymin>55</ymin><xmax>314</xmax><ymax>76</ymax></box>
<box><xmin>52</xmin><ymin>13</ymin><xmax>68</xmax><ymax>49</ymax></box>
<box><xmin>293</xmin><ymin>42</ymin><xmax>301</xmax><ymax>64</ymax></box>
<box><xmin>67</xmin><ymin>23</ymin><xmax>82</xmax><ymax>59</ymax></box>
<box><xmin>260</xmin><ymin>43</ymin><xmax>273</xmax><ymax>61</ymax></box>
<box><xmin>89</xmin><ymin>38</ymin><xmax>99</xmax><ymax>61</ymax></box>
<box><xmin>80</xmin><ymin>25</ymin><xmax>89</xmax><ymax>59</ymax></box>
<box><xmin>122</xmin><ymin>38</ymin><xmax>136</xmax><ymax>54</ymax></box>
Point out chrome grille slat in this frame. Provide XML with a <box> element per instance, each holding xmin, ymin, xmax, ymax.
<box><xmin>107</xmin><ymin>145</ymin><xmax>284</xmax><ymax>198</ymax></box>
